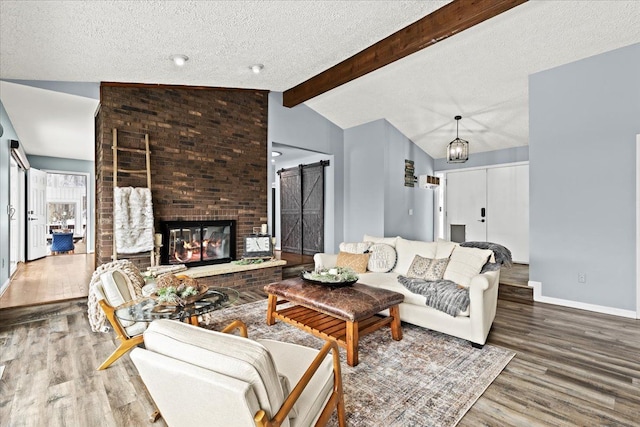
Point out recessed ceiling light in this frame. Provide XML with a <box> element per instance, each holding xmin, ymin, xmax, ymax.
<box><xmin>251</xmin><ymin>64</ymin><xmax>264</xmax><ymax>74</ymax></box>
<box><xmin>171</xmin><ymin>54</ymin><xmax>189</xmax><ymax>67</ymax></box>
<box><xmin>272</xmin><ymin>151</ymin><xmax>282</xmax><ymax>157</ymax></box>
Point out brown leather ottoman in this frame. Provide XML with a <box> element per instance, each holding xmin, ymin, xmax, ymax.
<box><xmin>264</xmin><ymin>277</ymin><xmax>404</xmax><ymax>366</ymax></box>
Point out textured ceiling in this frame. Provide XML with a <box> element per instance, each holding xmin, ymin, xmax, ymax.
<box><xmin>0</xmin><ymin>1</ymin><xmax>445</xmax><ymax>89</ymax></box>
<box><xmin>1</xmin><ymin>1</ymin><xmax>639</xmax><ymax>161</ymax></box>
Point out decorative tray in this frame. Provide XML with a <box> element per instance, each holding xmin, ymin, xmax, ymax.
<box><xmin>150</xmin><ymin>273</ymin><xmax>209</xmax><ymax>306</ymax></box>
<box><xmin>301</xmin><ymin>269</ymin><xmax>358</xmax><ymax>288</ymax></box>
<box><xmin>150</xmin><ymin>286</ymin><xmax>209</xmax><ymax>306</ymax></box>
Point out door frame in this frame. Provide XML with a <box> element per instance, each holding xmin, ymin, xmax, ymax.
<box><xmin>435</xmin><ymin>161</ymin><xmax>529</xmax><ymax>241</ymax></box>
<box><xmin>636</xmin><ymin>134</ymin><xmax>640</xmax><ymax>319</ymax></box>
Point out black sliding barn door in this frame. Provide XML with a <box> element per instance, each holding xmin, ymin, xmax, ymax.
<box><xmin>279</xmin><ymin>161</ymin><xmax>328</xmax><ymax>255</ymax></box>
<box><xmin>280</xmin><ymin>168</ymin><xmax>302</xmax><ymax>253</ymax></box>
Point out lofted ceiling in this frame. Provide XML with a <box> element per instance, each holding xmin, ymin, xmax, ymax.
<box><xmin>1</xmin><ymin>0</ymin><xmax>639</xmax><ymax>161</ymax></box>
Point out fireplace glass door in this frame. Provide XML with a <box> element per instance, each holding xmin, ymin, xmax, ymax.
<box><xmin>161</xmin><ymin>220</ymin><xmax>236</xmax><ymax>267</ymax></box>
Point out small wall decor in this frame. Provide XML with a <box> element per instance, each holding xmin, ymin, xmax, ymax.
<box><xmin>418</xmin><ymin>175</ymin><xmax>440</xmax><ymax>189</ymax></box>
<box><xmin>404</xmin><ymin>159</ymin><xmax>415</xmax><ymax>187</ymax></box>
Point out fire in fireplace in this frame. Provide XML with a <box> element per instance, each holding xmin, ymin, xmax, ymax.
<box><xmin>159</xmin><ymin>220</ymin><xmax>236</xmax><ymax>267</ymax></box>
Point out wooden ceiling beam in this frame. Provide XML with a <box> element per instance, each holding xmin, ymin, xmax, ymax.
<box><xmin>282</xmin><ymin>0</ymin><xmax>528</xmax><ymax>108</ymax></box>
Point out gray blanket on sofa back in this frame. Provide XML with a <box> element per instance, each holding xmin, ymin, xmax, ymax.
<box><xmin>397</xmin><ymin>276</ymin><xmax>469</xmax><ymax>317</ymax></box>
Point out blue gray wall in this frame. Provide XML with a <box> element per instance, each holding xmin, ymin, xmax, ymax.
<box><xmin>344</xmin><ymin>120</ymin><xmax>387</xmax><ymax>240</ymax></box>
<box><xmin>434</xmin><ymin>145</ymin><xmax>528</xmax><ymax>171</ymax></box>
<box><xmin>383</xmin><ymin>120</ymin><xmax>434</xmax><ymax>241</ymax></box>
<box><xmin>344</xmin><ymin>119</ymin><xmax>435</xmax><ymax>242</ymax></box>
<box><xmin>268</xmin><ymin>92</ymin><xmax>345</xmax><ymax>252</ymax></box>
<box><xmin>529</xmin><ymin>42</ymin><xmax>640</xmax><ymax>311</ymax></box>
<box><xmin>27</xmin><ymin>155</ymin><xmax>95</xmax><ymax>252</ymax></box>
<box><xmin>0</xmin><ymin>101</ymin><xmax>19</xmax><ymax>287</ymax></box>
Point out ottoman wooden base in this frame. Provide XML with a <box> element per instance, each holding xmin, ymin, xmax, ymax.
<box><xmin>265</xmin><ymin>278</ymin><xmax>404</xmax><ymax>367</ymax></box>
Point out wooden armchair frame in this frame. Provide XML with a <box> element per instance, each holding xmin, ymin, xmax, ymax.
<box><xmin>252</xmin><ymin>334</ymin><xmax>346</xmax><ymax>427</ymax></box>
<box><xmin>97</xmin><ymin>299</ymin><xmax>144</xmax><ymax>370</ymax></box>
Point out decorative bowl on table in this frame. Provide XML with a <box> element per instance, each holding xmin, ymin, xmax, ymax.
<box><xmin>150</xmin><ymin>273</ymin><xmax>208</xmax><ymax>306</ymax></box>
<box><xmin>301</xmin><ymin>267</ymin><xmax>359</xmax><ymax>288</ymax></box>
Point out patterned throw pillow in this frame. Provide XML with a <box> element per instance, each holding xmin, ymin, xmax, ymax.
<box><xmin>424</xmin><ymin>258</ymin><xmax>449</xmax><ymax>281</ymax></box>
<box><xmin>367</xmin><ymin>243</ymin><xmax>397</xmax><ymax>273</ymax></box>
<box><xmin>406</xmin><ymin>255</ymin><xmax>431</xmax><ymax>278</ymax></box>
<box><xmin>336</xmin><ymin>251</ymin><xmax>370</xmax><ymax>274</ymax></box>
<box><xmin>406</xmin><ymin>255</ymin><xmax>450</xmax><ymax>280</ymax></box>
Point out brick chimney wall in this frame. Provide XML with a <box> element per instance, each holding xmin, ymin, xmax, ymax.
<box><xmin>95</xmin><ymin>83</ymin><xmax>269</xmax><ymax>269</ymax></box>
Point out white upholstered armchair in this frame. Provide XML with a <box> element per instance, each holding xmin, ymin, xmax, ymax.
<box><xmin>131</xmin><ymin>319</ymin><xmax>346</xmax><ymax>427</ymax></box>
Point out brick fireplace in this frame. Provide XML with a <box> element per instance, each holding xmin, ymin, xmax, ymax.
<box><xmin>95</xmin><ymin>83</ymin><xmax>269</xmax><ymax>269</ymax></box>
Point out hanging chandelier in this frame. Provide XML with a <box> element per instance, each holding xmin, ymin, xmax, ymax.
<box><xmin>446</xmin><ymin>115</ymin><xmax>469</xmax><ymax>163</ymax></box>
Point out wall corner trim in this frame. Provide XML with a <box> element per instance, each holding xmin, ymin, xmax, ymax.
<box><xmin>528</xmin><ymin>281</ymin><xmax>637</xmax><ymax>319</ymax></box>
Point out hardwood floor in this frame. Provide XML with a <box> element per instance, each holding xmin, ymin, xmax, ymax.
<box><xmin>1</xmin><ymin>259</ymin><xmax>638</xmax><ymax>426</ymax></box>
<box><xmin>0</xmin><ymin>254</ymin><xmax>94</xmax><ymax>309</ymax></box>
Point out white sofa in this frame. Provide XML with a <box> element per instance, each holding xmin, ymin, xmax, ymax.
<box><xmin>314</xmin><ymin>236</ymin><xmax>500</xmax><ymax>347</ymax></box>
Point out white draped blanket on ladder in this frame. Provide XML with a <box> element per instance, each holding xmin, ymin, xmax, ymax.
<box><xmin>114</xmin><ymin>186</ymin><xmax>154</xmax><ymax>254</ymax></box>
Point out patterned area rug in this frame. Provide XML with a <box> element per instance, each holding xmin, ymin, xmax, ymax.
<box><xmin>203</xmin><ymin>300</ymin><xmax>515</xmax><ymax>427</ymax></box>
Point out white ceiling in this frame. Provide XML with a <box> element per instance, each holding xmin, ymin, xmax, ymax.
<box><xmin>0</xmin><ymin>81</ymin><xmax>98</xmax><ymax>161</ymax></box>
<box><xmin>1</xmin><ymin>1</ymin><xmax>639</xmax><ymax>161</ymax></box>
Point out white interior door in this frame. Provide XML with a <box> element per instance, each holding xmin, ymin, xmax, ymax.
<box><xmin>487</xmin><ymin>165</ymin><xmax>529</xmax><ymax>263</ymax></box>
<box><xmin>446</xmin><ymin>169</ymin><xmax>487</xmax><ymax>242</ymax></box>
<box><xmin>27</xmin><ymin>167</ymin><xmax>48</xmax><ymax>260</ymax></box>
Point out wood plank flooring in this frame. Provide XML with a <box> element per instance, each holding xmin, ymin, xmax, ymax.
<box><xmin>0</xmin><ymin>255</ymin><xmax>94</xmax><ymax>309</ymax></box>
<box><xmin>1</xmin><ymin>258</ymin><xmax>639</xmax><ymax>426</ymax></box>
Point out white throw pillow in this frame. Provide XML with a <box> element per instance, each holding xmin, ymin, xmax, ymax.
<box><xmin>436</xmin><ymin>239</ymin><xmax>458</xmax><ymax>258</ymax></box>
<box><xmin>443</xmin><ymin>246</ymin><xmax>494</xmax><ymax>287</ymax></box>
<box><xmin>339</xmin><ymin>241</ymin><xmax>373</xmax><ymax>254</ymax></box>
<box><xmin>367</xmin><ymin>243</ymin><xmax>397</xmax><ymax>273</ymax></box>
<box><xmin>393</xmin><ymin>237</ymin><xmax>438</xmax><ymax>275</ymax></box>
<box><xmin>363</xmin><ymin>234</ymin><xmax>398</xmax><ymax>247</ymax></box>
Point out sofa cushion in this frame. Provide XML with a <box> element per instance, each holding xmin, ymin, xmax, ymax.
<box><xmin>363</xmin><ymin>234</ymin><xmax>398</xmax><ymax>247</ymax></box>
<box><xmin>367</xmin><ymin>243</ymin><xmax>397</xmax><ymax>273</ymax></box>
<box><xmin>443</xmin><ymin>246</ymin><xmax>494</xmax><ymax>287</ymax></box>
<box><xmin>338</xmin><ymin>241</ymin><xmax>373</xmax><ymax>254</ymax></box>
<box><xmin>336</xmin><ymin>251</ymin><xmax>370</xmax><ymax>273</ymax></box>
<box><xmin>393</xmin><ymin>237</ymin><xmax>438</xmax><ymax>275</ymax></box>
<box><xmin>436</xmin><ymin>239</ymin><xmax>458</xmax><ymax>258</ymax></box>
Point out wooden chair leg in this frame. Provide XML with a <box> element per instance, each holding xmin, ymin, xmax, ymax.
<box><xmin>220</xmin><ymin>319</ymin><xmax>248</xmax><ymax>337</ymax></box>
<box><xmin>97</xmin><ymin>335</ymin><xmax>144</xmax><ymax>370</ymax></box>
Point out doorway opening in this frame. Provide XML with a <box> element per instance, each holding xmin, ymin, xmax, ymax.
<box><xmin>45</xmin><ymin>172</ymin><xmax>88</xmax><ymax>255</ymax></box>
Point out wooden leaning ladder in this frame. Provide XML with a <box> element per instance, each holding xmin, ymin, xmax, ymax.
<box><xmin>112</xmin><ymin>128</ymin><xmax>154</xmax><ymax>264</ymax></box>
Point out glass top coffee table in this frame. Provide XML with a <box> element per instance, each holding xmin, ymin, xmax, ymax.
<box><xmin>115</xmin><ymin>287</ymin><xmax>239</xmax><ymax>326</ymax></box>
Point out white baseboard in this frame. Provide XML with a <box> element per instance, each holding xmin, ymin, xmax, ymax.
<box><xmin>528</xmin><ymin>281</ymin><xmax>637</xmax><ymax>319</ymax></box>
<box><xmin>0</xmin><ymin>278</ymin><xmax>10</xmax><ymax>299</ymax></box>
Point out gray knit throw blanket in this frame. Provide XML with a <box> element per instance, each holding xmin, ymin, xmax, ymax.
<box><xmin>460</xmin><ymin>241</ymin><xmax>513</xmax><ymax>272</ymax></box>
<box><xmin>397</xmin><ymin>276</ymin><xmax>469</xmax><ymax>317</ymax></box>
